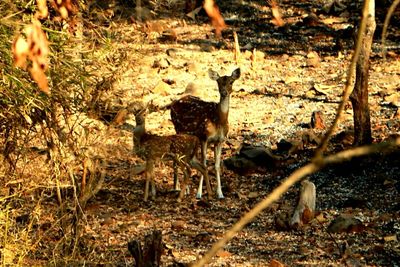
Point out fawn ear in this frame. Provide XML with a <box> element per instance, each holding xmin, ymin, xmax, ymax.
<box><xmin>136</xmin><ymin>107</ymin><xmax>147</xmax><ymax>117</ymax></box>
<box><xmin>137</xmin><ymin>99</ymin><xmax>154</xmax><ymax>116</ymax></box>
<box><xmin>208</xmin><ymin>69</ymin><xmax>220</xmax><ymax>81</ymax></box>
<box><xmin>231</xmin><ymin>68</ymin><xmax>241</xmax><ymax>80</ymax></box>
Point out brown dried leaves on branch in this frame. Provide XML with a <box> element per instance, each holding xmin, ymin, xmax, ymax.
<box><xmin>268</xmin><ymin>0</ymin><xmax>285</xmax><ymax>27</ymax></box>
<box><xmin>11</xmin><ymin>0</ymin><xmax>78</xmax><ymax>94</ymax></box>
<box><xmin>51</xmin><ymin>0</ymin><xmax>78</xmax><ymax>19</ymax></box>
<box><xmin>203</xmin><ymin>0</ymin><xmax>227</xmax><ymax>37</ymax></box>
<box><xmin>12</xmin><ymin>19</ymin><xmax>49</xmax><ymax>94</ymax></box>
<box><xmin>36</xmin><ymin>0</ymin><xmax>49</xmax><ymax>19</ymax></box>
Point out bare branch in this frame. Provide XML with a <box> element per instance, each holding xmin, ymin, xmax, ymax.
<box><xmin>381</xmin><ymin>0</ymin><xmax>400</xmax><ymax>58</ymax></box>
<box><xmin>193</xmin><ymin>137</ymin><xmax>400</xmax><ymax>267</ymax></box>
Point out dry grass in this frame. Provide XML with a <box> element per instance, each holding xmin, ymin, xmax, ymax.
<box><xmin>0</xmin><ymin>0</ymin><xmax>137</xmax><ymax>264</ymax></box>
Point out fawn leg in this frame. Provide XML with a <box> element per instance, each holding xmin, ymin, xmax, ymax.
<box><xmin>177</xmin><ymin>161</ymin><xmax>191</xmax><ymax>202</ymax></box>
<box><xmin>144</xmin><ymin>160</ymin><xmax>155</xmax><ymax>201</ymax></box>
<box><xmin>173</xmin><ymin>161</ymin><xmax>180</xmax><ymax>191</ymax></box>
<box><xmin>196</xmin><ymin>141</ymin><xmax>208</xmax><ymax>199</ymax></box>
<box><xmin>214</xmin><ymin>142</ymin><xmax>224</xmax><ymax>199</ymax></box>
<box><xmin>149</xmin><ymin>162</ymin><xmax>156</xmax><ymax>200</ymax></box>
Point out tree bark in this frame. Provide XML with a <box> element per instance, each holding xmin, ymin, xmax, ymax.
<box><xmin>128</xmin><ymin>230</ymin><xmax>163</xmax><ymax>267</ymax></box>
<box><xmin>350</xmin><ymin>0</ymin><xmax>376</xmax><ymax>145</ymax></box>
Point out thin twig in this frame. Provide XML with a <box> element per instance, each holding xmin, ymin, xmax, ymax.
<box><xmin>381</xmin><ymin>0</ymin><xmax>400</xmax><ymax>58</ymax></box>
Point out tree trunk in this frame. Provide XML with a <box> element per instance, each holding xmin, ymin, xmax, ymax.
<box><xmin>350</xmin><ymin>0</ymin><xmax>376</xmax><ymax>145</ymax></box>
<box><xmin>290</xmin><ymin>180</ymin><xmax>316</xmax><ymax>228</ymax></box>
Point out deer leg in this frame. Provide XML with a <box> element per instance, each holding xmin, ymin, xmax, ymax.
<box><xmin>196</xmin><ymin>141</ymin><xmax>208</xmax><ymax>199</ymax></box>
<box><xmin>191</xmin><ymin>156</ymin><xmax>212</xmax><ymax>200</ymax></box>
<box><xmin>214</xmin><ymin>142</ymin><xmax>224</xmax><ymax>199</ymax></box>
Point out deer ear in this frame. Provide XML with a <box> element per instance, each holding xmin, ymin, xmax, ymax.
<box><xmin>231</xmin><ymin>68</ymin><xmax>241</xmax><ymax>80</ymax></box>
<box><xmin>208</xmin><ymin>69</ymin><xmax>220</xmax><ymax>81</ymax></box>
<box><xmin>136</xmin><ymin>107</ymin><xmax>147</xmax><ymax>117</ymax></box>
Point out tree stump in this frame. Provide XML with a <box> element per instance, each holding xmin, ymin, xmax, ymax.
<box><xmin>128</xmin><ymin>230</ymin><xmax>163</xmax><ymax>267</ymax></box>
<box><xmin>290</xmin><ymin>180</ymin><xmax>316</xmax><ymax>228</ymax></box>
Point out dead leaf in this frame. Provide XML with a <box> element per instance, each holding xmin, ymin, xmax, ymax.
<box><xmin>284</xmin><ymin>76</ymin><xmax>302</xmax><ymax>84</ymax></box>
<box><xmin>112</xmin><ymin>108</ymin><xmax>129</xmax><ymax>126</ymax></box>
<box><xmin>186</xmin><ymin>6</ymin><xmax>202</xmax><ymax>20</ymax></box>
<box><xmin>270</xmin><ymin>259</ymin><xmax>285</xmax><ymax>267</ymax></box>
<box><xmin>172</xmin><ymin>220</ymin><xmax>186</xmax><ymax>230</ymax></box>
<box><xmin>248</xmin><ymin>192</ymin><xmax>259</xmax><ymax>199</ymax></box>
<box><xmin>327</xmin><ymin>214</ymin><xmax>366</xmax><ymax>233</ymax></box>
<box><xmin>321</xmin><ymin>17</ymin><xmax>347</xmax><ymax>25</ymax></box>
<box><xmin>35</xmin><ymin>0</ymin><xmax>48</xmax><ymax>19</ymax></box>
<box><xmin>383</xmin><ymin>235</ymin><xmax>397</xmax><ymax>242</ymax></box>
<box><xmin>310</xmin><ymin>110</ymin><xmax>325</xmax><ymax>130</ymax></box>
<box><xmin>13</xmin><ymin>19</ymin><xmax>50</xmax><ymax>94</ymax></box>
<box><xmin>315</xmin><ymin>212</ymin><xmax>328</xmax><ymax>223</ymax></box>
<box><xmin>12</xmin><ymin>36</ymin><xmax>29</xmax><ymax>68</ymax></box>
<box><xmin>152</xmin><ymin>81</ymin><xmax>171</xmax><ymax>96</ymax></box>
<box><xmin>269</xmin><ymin>0</ymin><xmax>285</xmax><ymax>27</ymax></box>
<box><xmin>301</xmin><ymin>206</ymin><xmax>314</xmax><ymax>224</ymax></box>
<box><xmin>322</xmin><ymin>0</ymin><xmax>347</xmax><ymax>14</ymax></box>
<box><xmin>311</xmin><ymin>86</ymin><xmax>328</xmax><ymax>96</ymax></box>
<box><xmin>274</xmin><ymin>213</ymin><xmax>290</xmax><ymax>231</ymax></box>
<box><xmin>216</xmin><ymin>250</ymin><xmax>232</xmax><ymax>258</ymax></box>
<box><xmin>51</xmin><ymin>0</ymin><xmax>78</xmax><ymax>19</ymax></box>
<box><xmin>384</xmin><ymin>93</ymin><xmax>399</xmax><ymax>107</ymax></box>
<box><xmin>307</xmin><ymin>51</ymin><xmax>319</xmax><ymax>59</ymax></box>
<box><xmin>306</xmin><ymin>57</ymin><xmax>320</xmax><ymax>67</ymax></box>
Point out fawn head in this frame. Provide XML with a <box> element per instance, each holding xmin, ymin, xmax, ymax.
<box><xmin>134</xmin><ymin>100</ymin><xmax>155</xmax><ymax>127</ymax></box>
<box><xmin>208</xmin><ymin>68</ymin><xmax>241</xmax><ymax>97</ymax></box>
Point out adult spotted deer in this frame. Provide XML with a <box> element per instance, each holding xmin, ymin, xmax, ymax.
<box><xmin>169</xmin><ymin>68</ymin><xmax>240</xmax><ymax>199</ymax></box>
<box><xmin>133</xmin><ymin>108</ymin><xmax>211</xmax><ymax>202</ymax></box>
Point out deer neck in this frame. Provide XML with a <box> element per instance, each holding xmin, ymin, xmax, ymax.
<box><xmin>133</xmin><ymin>124</ymin><xmax>145</xmax><ymax>149</ymax></box>
<box><xmin>217</xmin><ymin>93</ymin><xmax>230</xmax><ymax>125</ymax></box>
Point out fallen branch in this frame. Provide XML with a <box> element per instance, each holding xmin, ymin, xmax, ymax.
<box><xmin>192</xmin><ymin>137</ymin><xmax>400</xmax><ymax>267</ymax></box>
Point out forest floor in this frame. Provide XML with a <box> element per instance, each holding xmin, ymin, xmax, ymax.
<box><xmin>7</xmin><ymin>0</ymin><xmax>400</xmax><ymax>266</ymax></box>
